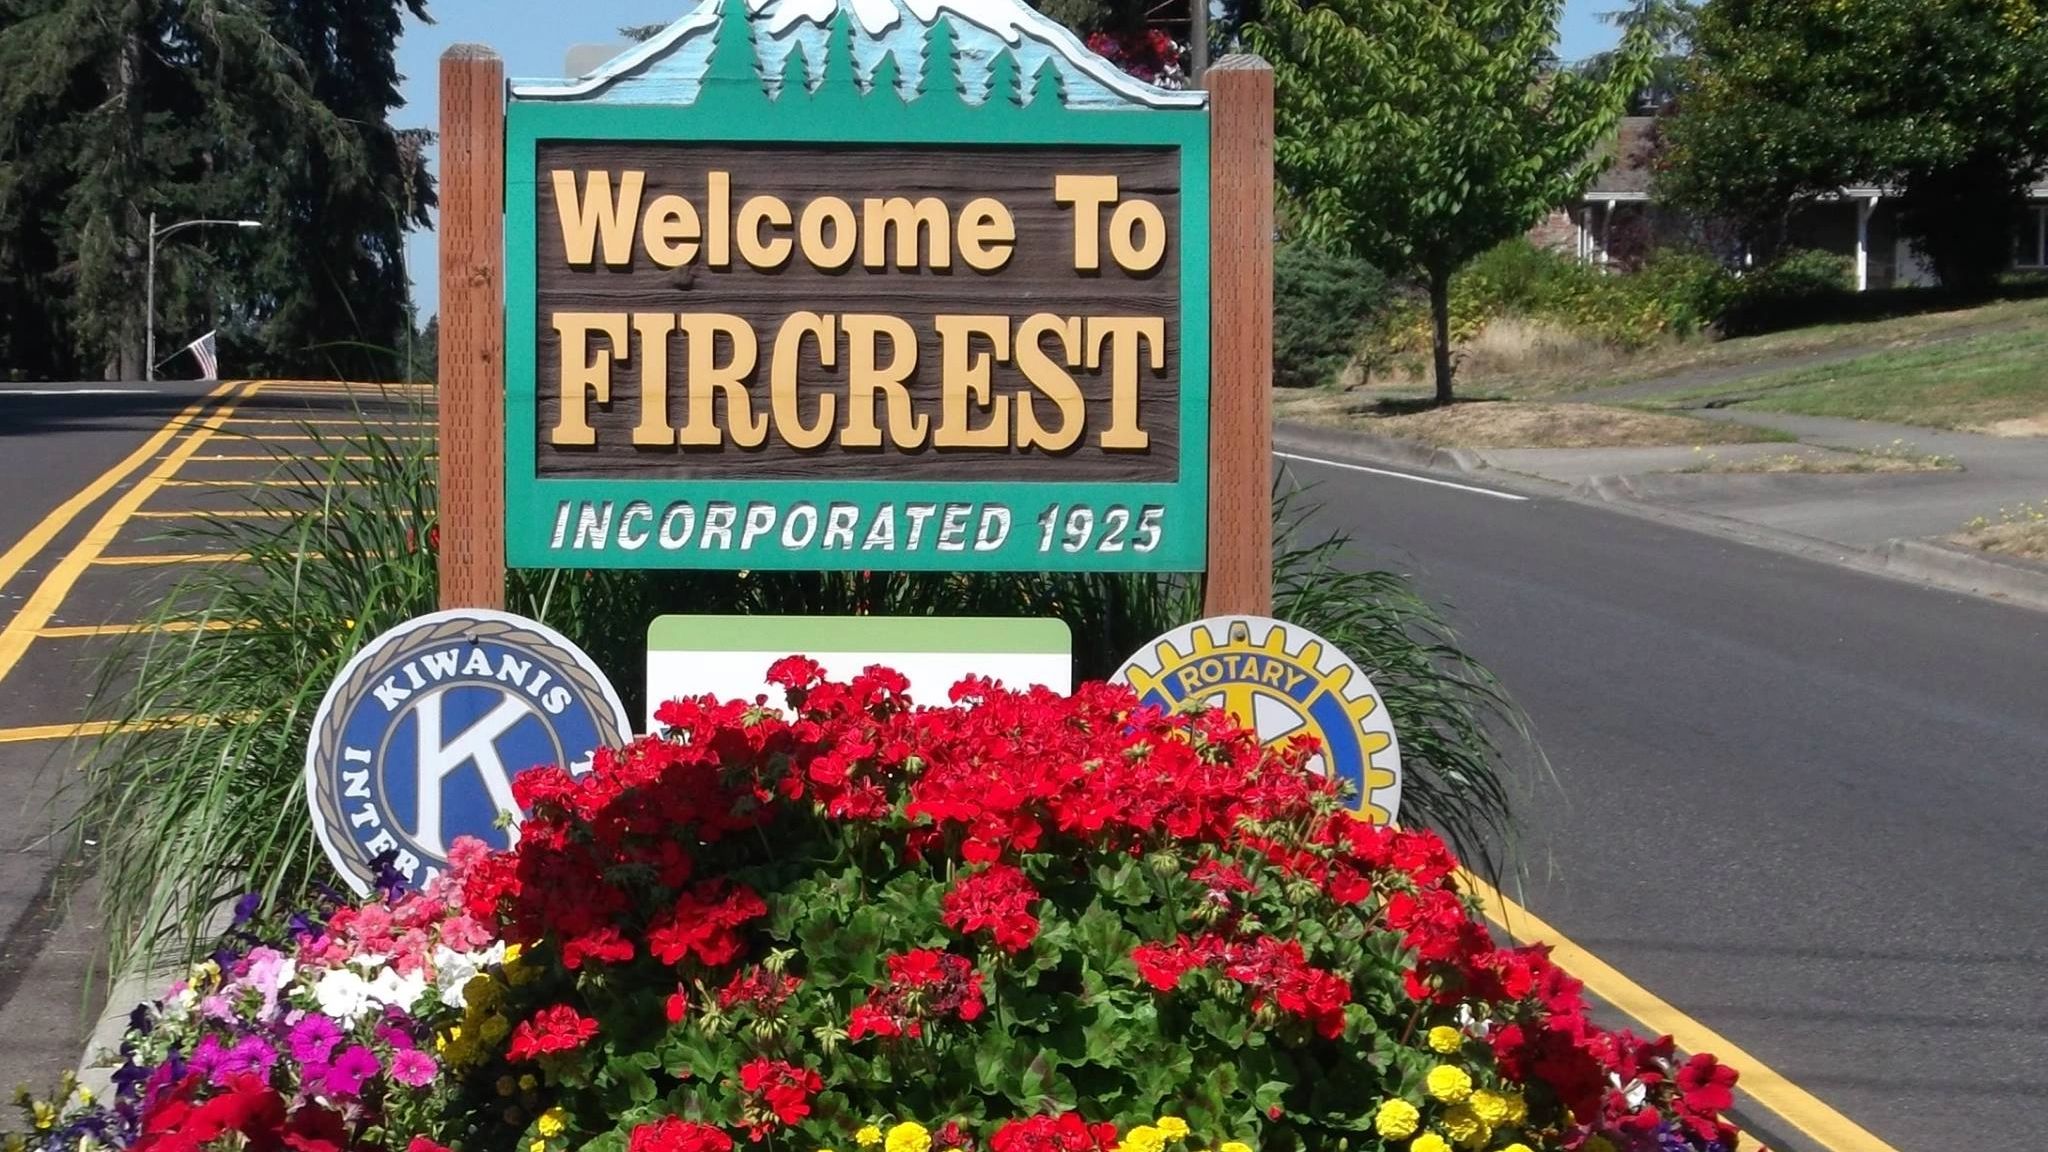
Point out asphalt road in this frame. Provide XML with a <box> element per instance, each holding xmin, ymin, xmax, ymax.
<box><xmin>1282</xmin><ymin>451</ymin><xmax>2048</xmax><ymax>1152</ymax></box>
<box><xmin>0</xmin><ymin>380</ymin><xmax>433</xmax><ymax>1102</ymax></box>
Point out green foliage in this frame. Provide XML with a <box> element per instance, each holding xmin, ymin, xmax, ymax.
<box><xmin>1246</xmin><ymin>0</ymin><xmax>1652</xmax><ymax>403</ymax></box>
<box><xmin>1661</xmin><ymin>0</ymin><xmax>2048</xmax><ymax>291</ymax></box>
<box><xmin>0</xmin><ymin>0</ymin><xmax>430</xmax><ymax>380</ymax></box>
<box><xmin>73</xmin><ymin>420</ymin><xmax>1534</xmax><ymax>976</ymax></box>
<box><xmin>1272</xmin><ymin>242</ymin><xmax>1390</xmax><ymax>389</ymax></box>
<box><xmin>1363</xmin><ymin>240</ymin><xmax>1738</xmax><ymax>366</ymax></box>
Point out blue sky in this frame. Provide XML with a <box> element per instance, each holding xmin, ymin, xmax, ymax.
<box><xmin>395</xmin><ymin>0</ymin><xmax>1622</xmax><ymax>316</ymax></box>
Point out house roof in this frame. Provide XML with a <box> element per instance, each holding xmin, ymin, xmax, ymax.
<box><xmin>1586</xmin><ymin>116</ymin><xmax>1658</xmax><ymax>197</ymax></box>
<box><xmin>1578</xmin><ymin>115</ymin><xmax>2048</xmax><ymax>202</ymax></box>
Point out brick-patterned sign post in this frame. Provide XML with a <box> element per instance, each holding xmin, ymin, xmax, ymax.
<box><xmin>438</xmin><ymin>44</ymin><xmax>507</xmax><ymax>611</ymax></box>
<box><xmin>1202</xmin><ymin>56</ymin><xmax>1274</xmax><ymax>618</ymax></box>
<box><xmin>434</xmin><ymin>3</ymin><xmax>1271</xmax><ymax>616</ymax></box>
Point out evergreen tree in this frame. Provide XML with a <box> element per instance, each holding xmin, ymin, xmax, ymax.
<box><xmin>0</xmin><ymin>0</ymin><xmax>434</xmax><ymax>380</ymax></box>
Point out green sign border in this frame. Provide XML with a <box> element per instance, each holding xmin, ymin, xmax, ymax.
<box><xmin>502</xmin><ymin>21</ymin><xmax>1211</xmax><ymax>573</ymax></box>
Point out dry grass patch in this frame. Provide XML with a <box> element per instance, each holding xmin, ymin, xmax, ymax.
<box><xmin>1286</xmin><ymin>397</ymin><xmax>1785</xmax><ymax>446</ymax></box>
<box><xmin>1681</xmin><ymin>442</ymin><xmax>1959</xmax><ymax>474</ymax></box>
<box><xmin>1965</xmin><ymin>415</ymin><xmax>2048</xmax><ymax>437</ymax></box>
<box><xmin>1956</xmin><ymin>503</ymin><xmax>2048</xmax><ymax>561</ymax></box>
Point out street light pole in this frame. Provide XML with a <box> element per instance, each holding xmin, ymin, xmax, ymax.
<box><xmin>145</xmin><ymin>215</ymin><xmax>262</xmax><ymax>382</ymax></box>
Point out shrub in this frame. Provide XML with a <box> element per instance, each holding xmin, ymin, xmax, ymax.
<box><xmin>26</xmin><ymin>670</ymin><xmax>1749</xmax><ymax>1152</ymax></box>
<box><xmin>74</xmin><ymin>416</ymin><xmax>1532</xmax><ymax>977</ymax></box>
<box><xmin>1272</xmin><ymin>241</ymin><xmax>1390</xmax><ymax>388</ymax></box>
<box><xmin>1719</xmin><ymin>249</ymin><xmax>1855</xmax><ymax>335</ymax></box>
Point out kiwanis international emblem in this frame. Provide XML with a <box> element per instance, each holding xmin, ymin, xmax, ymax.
<box><xmin>1113</xmin><ymin>615</ymin><xmax>1403</xmax><ymax>824</ymax></box>
<box><xmin>305</xmin><ymin>609</ymin><xmax>632</xmax><ymax>894</ymax></box>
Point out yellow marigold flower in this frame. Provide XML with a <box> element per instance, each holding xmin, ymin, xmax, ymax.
<box><xmin>1122</xmin><ymin>1125</ymin><xmax>1166</xmax><ymax>1152</ymax></box>
<box><xmin>1468</xmin><ymin>1090</ymin><xmax>1510</xmax><ymax>1127</ymax></box>
<box><xmin>1426</xmin><ymin>1026</ymin><xmax>1462</xmax><ymax>1054</ymax></box>
<box><xmin>887</xmin><ymin>1122</ymin><xmax>932</xmax><ymax>1152</ymax></box>
<box><xmin>1438</xmin><ymin>1105</ymin><xmax>1488</xmax><ymax>1151</ymax></box>
<box><xmin>530</xmin><ymin>1141</ymin><xmax>546</xmax><ymax>1152</ymax></box>
<box><xmin>1219</xmin><ymin>1142</ymin><xmax>1252</xmax><ymax>1152</ymax></box>
<box><xmin>538</xmin><ymin>1108</ymin><xmax>568</xmax><ymax>1138</ymax></box>
<box><xmin>1424</xmin><ymin>1065</ymin><xmax>1473</xmax><ymax>1104</ymax></box>
<box><xmin>1503</xmin><ymin>1093</ymin><xmax>1527</xmax><ymax>1126</ymax></box>
<box><xmin>856</xmin><ymin>1127</ymin><xmax>883</xmax><ymax>1148</ymax></box>
<box><xmin>481</xmin><ymin>1013</ymin><xmax>512</xmax><ymax>1044</ymax></box>
<box><xmin>1409</xmin><ymin>1135</ymin><xmax>1450</xmax><ymax>1152</ymax></box>
<box><xmin>520</xmin><ymin>1075</ymin><xmax>539</xmax><ymax>1092</ymax></box>
<box><xmin>1582</xmin><ymin>1139</ymin><xmax>1615</xmax><ymax>1152</ymax></box>
<box><xmin>1373</xmin><ymin>1099</ymin><xmax>1421</xmax><ymax>1140</ymax></box>
<box><xmin>1155</xmin><ymin>1118</ymin><xmax>1190</xmax><ymax>1143</ymax></box>
<box><xmin>1502</xmin><ymin>1145</ymin><xmax>1534</xmax><ymax>1152</ymax></box>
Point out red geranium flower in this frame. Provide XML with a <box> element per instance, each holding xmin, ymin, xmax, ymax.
<box><xmin>630</xmin><ymin>1117</ymin><xmax>735</xmax><ymax>1152</ymax></box>
<box><xmin>507</xmin><ymin>1004</ymin><xmax>600</xmax><ymax>1061</ymax></box>
<box><xmin>941</xmin><ymin>863</ymin><xmax>1040</xmax><ymax>952</ymax></box>
<box><xmin>736</xmin><ymin>1058</ymin><xmax>822</xmax><ymax>1137</ymax></box>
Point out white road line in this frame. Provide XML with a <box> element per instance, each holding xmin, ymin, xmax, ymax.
<box><xmin>1273</xmin><ymin>450</ymin><xmax>1530</xmax><ymax>502</ymax></box>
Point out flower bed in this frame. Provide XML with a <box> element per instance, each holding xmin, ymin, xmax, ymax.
<box><xmin>17</xmin><ymin>662</ymin><xmax>1748</xmax><ymax>1152</ymax></box>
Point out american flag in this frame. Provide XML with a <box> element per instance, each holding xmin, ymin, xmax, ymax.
<box><xmin>186</xmin><ymin>330</ymin><xmax>218</xmax><ymax>379</ymax></box>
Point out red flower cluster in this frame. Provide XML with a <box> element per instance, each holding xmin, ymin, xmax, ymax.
<box><xmin>1130</xmin><ymin>934</ymin><xmax>1352</xmax><ymax>1039</ymax></box>
<box><xmin>847</xmin><ymin>949</ymin><xmax>986</xmax><ymax>1040</ymax></box>
<box><xmin>135</xmin><ymin>1074</ymin><xmax>357</xmax><ymax>1152</ymax></box>
<box><xmin>988</xmin><ymin>1113</ymin><xmax>1119</xmax><ymax>1152</ymax></box>
<box><xmin>629</xmin><ymin>1117</ymin><xmax>736</xmax><ymax>1152</ymax></box>
<box><xmin>735</xmin><ymin>1059</ymin><xmax>822</xmax><ymax>1138</ymax></box>
<box><xmin>939</xmin><ymin>864</ymin><xmax>1041</xmax><ymax>953</ymax></box>
<box><xmin>717</xmin><ymin>966</ymin><xmax>803</xmax><ymax>1015</ymax></box>
<box><xmin>453</xmin><ymin>659</ymin><xmax>1744</xmax><ymax>1152</ymax></box>
<box><xmin>506</xmin><ymin>1004</ymin><xmax>600</xmax><ymax>1062</ymax></box>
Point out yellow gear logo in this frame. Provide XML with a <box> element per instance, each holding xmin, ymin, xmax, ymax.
<box><xmin>1113</xmin><ymin>615</ymin><xmax>1402</xmax><ymax>823</ymax></box>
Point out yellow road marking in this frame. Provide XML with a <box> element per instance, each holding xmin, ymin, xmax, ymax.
<box><xmin>0</xmin><ymin>384</ymin><xmax>254</xmax><ymax>686</ymax></box>
<box><xmin>218</xmin><ymin>418</ymin><xmax>436</xmax><ymax>427</ymax></box>
<box><xmin>0</xmin><ymin>381</ymin><xmax>237</xmax><ymax>598</ymax></box>
<box><xmin>131</xmin><ymin>509</ymin><xmax>289</xmax><ymax>519</ymax></box>
<box><xmin>1462</xmin><ymin>872</ymin><xmax>1895</xmax><ymax>1152</ymax></box>
<box><xmin>0</xmin><ymin>715</ymin><xmax>213</xmax><ymax>743</ymax></box>
<box><xmin>36</xmin><ymin>620</ymin><xmax>244</xmax><ymax>638</ymax></box>
<box><xmin>161</xmin><ymin>479</ymin><xmax>367</xmax><ymax>488</ymax></box>
<box><xmin>93</xmin><ymin>553</ymin><xmax>240</xmax><ymax>566</ymax></box>
<box><xmin>188</xmin><ymin>454</ymin><xmax>374</xmax><ymax>462</ymax></box>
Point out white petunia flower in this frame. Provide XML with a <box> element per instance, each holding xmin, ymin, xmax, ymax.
<box><xmin>313</xmin><ymin>968</ymin><xmax>375</xmax><ymax>1026</ymax></box>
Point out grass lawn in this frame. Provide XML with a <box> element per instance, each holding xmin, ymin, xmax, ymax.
<box><xmin>1457</xmin><ymin>295</ymin><xmax>2048</xmax><ymax>404</ymax></box>
<box><xmin>1646</xmin><ymin>321</ymin><xmax>2048</xmax><ymax>430</ymax></box>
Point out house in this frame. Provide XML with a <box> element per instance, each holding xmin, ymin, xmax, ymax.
<box><xmin>1532</xmin><ymin>116</ymin><xmax>2048</xmax><ymax>289</ymax></box>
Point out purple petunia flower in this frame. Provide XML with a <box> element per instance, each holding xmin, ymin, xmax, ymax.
<box><xmin>388</xmin><ymin>1048</ymin><xmax>438</xmax><ymax>1089</ymax></box>
<box><xmin>322</xmin><ymin>1044</ymin><xmax>381</xmax><ymax>1097</ymax></box>
<box><xmin>216</xmin><ymin>1035</ymin><xmax>279</xmax><ymax>1083</ymax></box>
<box><xmin>186</xmin><ymin>1035</ymin><xmax>228</xmax><ymax>1081</ymax></box>
<box><xmin>288</xmin><ymin>1014</ymin><xmax>344</xmax><ymax>1065</ymax></box>
<box><xmin>231</xmin><ymin>892</ymin><xmax>264</xmax><ymax>926</ymax></box>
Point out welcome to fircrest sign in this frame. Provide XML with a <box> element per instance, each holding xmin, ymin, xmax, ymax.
<box><xmin>437</xmin><ymin>0</ymin><xmax>1272</xmax><ymax>603</ymax></box>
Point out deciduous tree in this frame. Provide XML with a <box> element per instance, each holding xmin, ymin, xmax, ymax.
<box><xmin>1247</xmin><ymin>0</ymin><xmax>1650</xmax><ymax>404</ymax></box>
<box><xmin>1660</xmin><ymin>0</ymin><xmax>2048</xmax><ymax>292</ymax></box>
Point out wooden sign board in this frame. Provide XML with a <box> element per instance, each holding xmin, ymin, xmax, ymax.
<box><xmin>500</xmin><ymin>0</ymin><xmax>1211</xmax><ymax>572</ymax></box>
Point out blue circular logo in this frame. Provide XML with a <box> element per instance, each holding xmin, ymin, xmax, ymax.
<box><xmin>305</xmin><ymin>609</ymin><xmax>632</xmax><ymax>894</ymax></box>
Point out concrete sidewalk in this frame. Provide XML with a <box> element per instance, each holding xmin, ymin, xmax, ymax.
<box><xmin>1474</xmin><ymin>410</ymin><xmax>2047</xmax><ymax>551</ymax></box>
<box><xmin>1277</xmin><ymin>407</ymin><xmax>2048</xmax><ymax>612</ymax></box>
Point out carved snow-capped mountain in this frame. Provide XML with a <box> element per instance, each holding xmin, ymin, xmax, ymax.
<box><xmin>510</xmin><ymin>0</ymin><xmax>1205</xmax><ymax>110</ymax></box>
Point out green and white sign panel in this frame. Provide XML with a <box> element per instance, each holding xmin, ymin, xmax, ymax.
<box><xmin>645</xmin><ymin>615</ymin><xmax>1073</xmax><ymax>728</ymax></box>
<box><xmin>504</xmin><ymin>0</ymin><xmax>1209</xmax><ymax>572</ymax></box>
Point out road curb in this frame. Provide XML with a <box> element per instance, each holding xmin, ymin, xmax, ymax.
<box><xmin>1575</xmin><ymin>472</ymin><xmax>2048</xmax><ymax>614</ymax></box>
<box><xmin>1878</xmin><ymin>538</ymin><xmax>2048</xmax><ymax>612</ymax></box>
